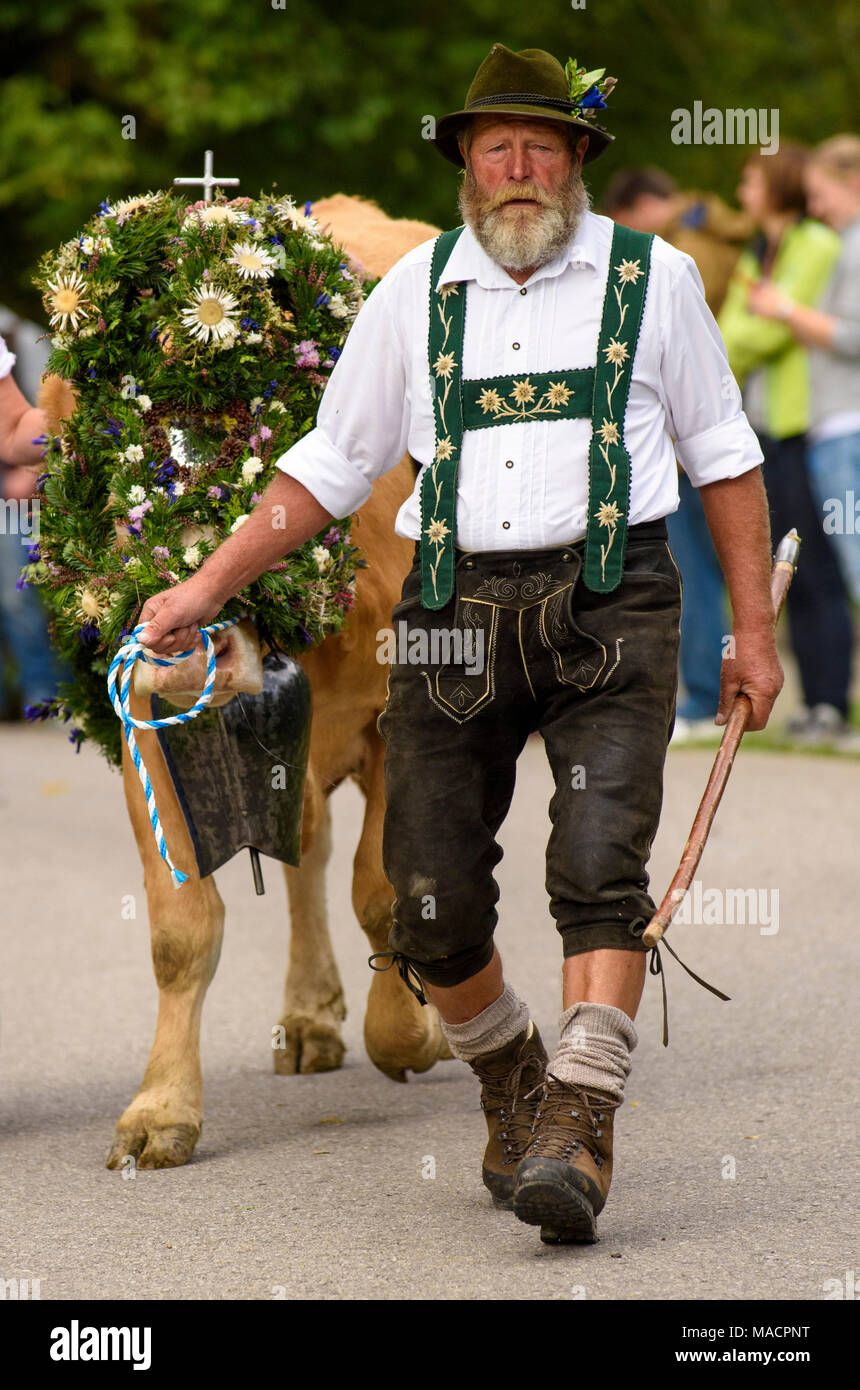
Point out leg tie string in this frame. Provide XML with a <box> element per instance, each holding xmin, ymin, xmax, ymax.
<box><xmin>368</xmin><ymin>950</ymin><xmax>429</xmax><ymax>1006</ymax></box>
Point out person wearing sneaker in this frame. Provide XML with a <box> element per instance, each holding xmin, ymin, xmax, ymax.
<box><xmin>135</xmin><ymin>46</ymin><xmax>785</xmax><ymax>1243</ymax></box>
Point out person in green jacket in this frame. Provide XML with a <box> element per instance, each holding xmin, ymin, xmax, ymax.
<box><xmin>719</xmin><ymin>143</ymin><xmax>856</xmax><ymax>747</ymax></box>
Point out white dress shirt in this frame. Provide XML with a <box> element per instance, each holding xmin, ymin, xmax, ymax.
<box><xmin>275</xmin><ymin>210</ymin><xmax>762</xmax><ymax>550</ymax></box>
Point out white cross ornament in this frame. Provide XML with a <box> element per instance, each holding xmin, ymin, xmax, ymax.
<box><xmin>173</xmin><ymin>150</ymin><xmax>239</xmax><ymax>205</ymax></box>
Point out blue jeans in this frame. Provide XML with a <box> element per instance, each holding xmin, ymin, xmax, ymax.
<box><xmin>808</xmin><ymin>431</ymin><xmax>860</xmax><ymax>607</ymax></box>
<box><xmin>0</xmin><ymin>527</ymin><xmax>68</xmax><ymax>712</ymax></box>
<box><xmin>665</xmin><ymin>471</ymin><xmax>727</xmax><ymax>720</ymax></box>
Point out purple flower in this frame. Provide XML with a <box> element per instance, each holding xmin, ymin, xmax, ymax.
<box><xmin>328</xmin><ymin>346</ymin><xmax>341</xmax><ymax>361</ymax></box>
<box><xmin>207</xmin><ymin>485</ymin><xmax>227</xmax><ymax>501</ymax></box>
<box><xmin>251</xmin><ymin>491</ymin><xmax>263</xmax><ymax>504</ymax></box>
<box><xmin>79</xmin><ymin>621</ymin><xmax>100</xmax><ymax>646</ymax></box>
<box><xmin>323</xmin><ymin>527</ymin><xmax>341</xmax><ymax>546</ymax></box>
<box><xmin>315</xmin><ymin>292</ymin><xmax>330</xmax><ymax>308</ymax></box>
<box><xmin>259</xmin><ymin>424</ymin><xmax>272</xmax><ymax>440</ymax></box>
<box><xmin>126</xmin><ymin>524</ymin><xmax>142</xmax><ymax>538</ymax></box>
<box><xmin>152</xmin><ymin>545</ymin><xmax>170</xmax><ymax>560</ymax></box>
<box><xmin>69</xmin><ymin>728</ymin><xmax>85</xmax><ymax>752</ymax></box>
<box><xmin>26</xmin><ymin>543</ymin><xmax>41</xmax><ymax>562</ymax></box>
<box><xmin>304</xmin><ymin>201</ymin><xmax>313</xmax><ymax>215</ymax></box>
<box><xmin>15</xmin><ymin>574</ymin><xmax>29</xmax><ymax>591</ymax></box>
<box><xmin>103</xmin><ymin>417</ymin><xmax>123</xmax><ymax>437</ymax></box>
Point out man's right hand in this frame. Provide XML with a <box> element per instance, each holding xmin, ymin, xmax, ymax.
<box><xmin>137</xmin><ymin>580</ymin><xmax>224</xmax><ymax>656</ymax></box>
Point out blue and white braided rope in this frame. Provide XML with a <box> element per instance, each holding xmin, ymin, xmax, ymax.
<box><xmin>107</xmin><ymin>617</ymin><xmax>241</xmax><ymax>888</ymax></box>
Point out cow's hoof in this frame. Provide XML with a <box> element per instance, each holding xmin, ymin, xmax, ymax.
<box><xmin>364</xmin><ymin>1002</ymin><xmax>448</xmax><ymax>1082</ymax></box>
<box><xmin>106</xmin><ymin>1121</ymin><xmax>200</xmax><ymax>1171</ymax></box>
<box><xmin>273</xmin><ymin>1016</ymin><xmax>346</xmax><ymax>1075</ymax></box>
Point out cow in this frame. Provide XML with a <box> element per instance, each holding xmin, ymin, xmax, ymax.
<box><xmin>39</xmin><ymin>195</ymin><xmax>451</xmax><ymax>1170</ymax></box>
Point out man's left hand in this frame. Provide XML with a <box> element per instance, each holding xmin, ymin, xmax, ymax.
<box><xmin>716</xmin><ymin>629</ymin><xmax>784</xmax><ymax>731</ymax></box>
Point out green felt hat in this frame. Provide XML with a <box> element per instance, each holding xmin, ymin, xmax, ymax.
<box><xmin>432</xmin><ymin>44</ymin><xmax>615</xmax><ymax>167</ymax></box>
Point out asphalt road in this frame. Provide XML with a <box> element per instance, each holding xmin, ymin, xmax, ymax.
<box><xmin>1</xmin><ymin>721</ymin><xmax>858</xmax><ymax>1301</ymax></box>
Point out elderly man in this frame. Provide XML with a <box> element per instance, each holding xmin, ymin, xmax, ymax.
<box><xmin>141</xmin><ymin>45</ymin><xmax>783</xmax><ymax>1244</ymax></box>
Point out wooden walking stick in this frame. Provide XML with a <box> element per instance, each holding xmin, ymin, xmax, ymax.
<box><xmin>643</xmin><ymin>529</ymin><xmax>801</xmax><ymax>950</ymax></box>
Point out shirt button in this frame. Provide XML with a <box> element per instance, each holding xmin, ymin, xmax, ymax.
<box><xmin>505</xmin><ymin>460</ymin><xmax>514</xmax><ymax>469</ymax></box>
<box><xmin>512</xmin><ymin>342</ymin><xmax>520</xmax><ymax>350</ymax></box>
<box><xmin>520</xmin><ymin>288</ymin><xmax>527</xmax><ymax>296</ymax></box>
<box><xmin>502</xmin><ymin>521</ymin><xmax>511</xmax><ymax>530</ymax></box>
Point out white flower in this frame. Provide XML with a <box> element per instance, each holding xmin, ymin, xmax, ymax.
<box><xmin>272</xmin><ymin>198</ymin><xmax>319</xmax><ymax>235</ymax></box>
<box><xmin>267</xmin><ymin>400</ymin><xmax>286</xmax><ymax>414</ymax></box>
<box><xmin>328</xmin><ymin>293</ymin><xmax>351</xmax><ymax>320</ymax></box>
<box><xmin>128</xmin><ymin>485</ymin><xmax>147</xmax><ymax>504</ymax></box>
<box><xmin>136</xmin><ymin>394</ymin><xmax>152</xmax><ymax>413</ymax></box>
<box><xmin>124</xmin><ymin>444</ymin><xmax>145</xmax><ymax>464</ymax></box>
<box><xmin>312</xmin><ymin>545</ymin><xmax>331</xmax><ymax>572</ymax></box>
<box><xmin>80</xmin><ymin>233</ymin><xmax>113</xmax><ymax>256</ymax></box>
<box><xmin>120</xmin><ymin>374</ymin><xmax>138</xmax><ymax>399</ymax></box>
<box><xmin>245</xmin><ymin>331</ymin><xmax>263</xmax><ymax>344</ymax></box>
<box><xmin>185</xmin><ymin>203</ymin><xmax>242</xmax><ymax>226</ymax></box>
<box><xmin>228</xmin><ymin>241</ymin><xmax>277</xmax><ymax>280</ymax></box>
<box><xmin>250</xmin><ymin>396</ymin><xmax>264</xmax><ymax>411</ymax></box>
<box><xmin>180</xmin><ymin>284</ymin><xmax>241</xmax><ymax>344</ymax></box>
<box><xmin>241</xmin><ymin>456</ymin><xmax>264</xmax><ymax>484</ymax></box>
<box><xmin>171</xmin><ymin>481</ymin><xmax>186</xmax><ymax>497</ymax></box>
<box><xmin>230</xmin><ymin>514</ymin><xmax>250</xmax><ymax>533</ymax></box>
<box><xmin>182</xmin><ymin>545</ymin><xmax>202</xmax><ymax>568</ymax></box>
<box><xmin>46</xmin><ymin>271</ymin><xmax>90</xmax><ymax>331</ymax></box>
<box><xmin>125</xmin><ymin>556</ymin><xmax>142</xmax><ymax>571</ymax></box>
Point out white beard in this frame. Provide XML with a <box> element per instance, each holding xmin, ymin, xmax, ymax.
<box><xmin>458</xmin><ymin>170</ymin><xmax>590</xmax><ymax>272</ymax></box>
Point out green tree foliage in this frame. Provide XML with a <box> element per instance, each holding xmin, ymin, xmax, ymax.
<box><xmin>1</xmin><ymin>0</ymin><xmax>857</xmax><ymax>318</ymax></box>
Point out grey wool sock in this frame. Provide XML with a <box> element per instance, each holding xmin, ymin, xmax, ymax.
<box><xmin>440</xmin><ymin>982</ymin><xmax>530</xmax><ymax>1063</ymax></box>
<box><xmin>547</xmin><ymin>1001</ymin><xmax>638</xmax><ymax>1102</ymax></box>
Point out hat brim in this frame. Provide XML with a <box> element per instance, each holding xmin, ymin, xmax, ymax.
<box><xmin>431</xmin><ymin>105</ymin><xmax>613</xmax><ymax>167</ymax></box>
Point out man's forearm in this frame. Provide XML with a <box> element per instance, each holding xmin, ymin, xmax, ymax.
<box><xmin>0</xmin><ymin>376</ymin><xmax>47</xmax><ymax>467</ymax></box>
<box><xmin>698</xmin><ymin>467</ymin><xmax>775</xmax><ymax>632</ymax></box>
<box><xmin>191</xmin><ymin>470</ymin><xmax>333</xmax><ymax>607</ymax></box>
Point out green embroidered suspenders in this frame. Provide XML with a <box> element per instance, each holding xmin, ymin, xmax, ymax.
<box><xmin>419</xmin><ymin>222</ymin><xmax>654</xmax><ymax>610</ymax></box>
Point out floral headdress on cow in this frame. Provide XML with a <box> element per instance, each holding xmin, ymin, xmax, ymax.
<box><xmin>23</xmin><ymin>190</ymin><xmax>369</xmax><ymax>764</ymax></box>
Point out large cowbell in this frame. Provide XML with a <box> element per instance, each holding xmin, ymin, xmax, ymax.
<box><xmin>152</xmin><ymin>651</ymin><xmax>311</xmax><ymax>893</ymax></box>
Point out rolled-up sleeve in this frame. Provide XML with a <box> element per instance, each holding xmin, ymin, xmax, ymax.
<box><xmin>274</xmin><ymin>273</ymin><xmax>410</xmax><ymax>517</ymax></box>
<box><xmin>659</xmin><ymin>256</ymin><xmax>763</xmax><ymax>486</ymax></box>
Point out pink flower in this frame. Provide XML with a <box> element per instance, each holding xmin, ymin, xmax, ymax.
<box><xmin>127</xmin><ymin>500</ymin><xmax>153</xmax><ymax>524</ymax></box>
<box><xmin>260</xmin><ymin>424</ymin><xmax>272</xmax><ymax>440</ymax></box>
<box><xmin>251</xmin><ymin>491</ymin><xmax>263</xmax><ymax>504</ymax></box>
<box><xmin>294</xmin><ymin>339</ymin><xmax>321</xmax><ymax>368</ymax></box>
<box><xmin>248</xmin><ymin>434</ymin><xmax>259</xmax><ymax>450</ymax></box>
<box><xmin>152</xmin><ymin>545</ymin><xmax>170</xmax><ymax>559</ymax></box>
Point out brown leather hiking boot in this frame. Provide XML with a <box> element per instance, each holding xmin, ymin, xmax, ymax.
<box><xmin>469</xmin><ymin>1021</ymin><xmax>548</xmax><ymax>1208</ymax></box>
<box><xmin>513</xmin><ymin>1076</ymin><xmax>620</xmax><ymax>1243</ymax></box>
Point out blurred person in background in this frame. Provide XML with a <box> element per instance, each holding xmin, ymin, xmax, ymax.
<box><xmin>719</xmin><ymin>143</ymin><xmax>857</xmax><ymax>749</ymax></box>
<box><xmin>0</xmin><ymin>317</ymin><xmax>68</xmax><ymax>720</ymax></box>
<box><xmin>748</xmin><ymin>135</ymin><xmax>860</xmax><ymax>609</ymax></box>
<box><xmin>604</xmin><ymin>168</ymin><xmax>753</xmax><ymax>741</ymax></box>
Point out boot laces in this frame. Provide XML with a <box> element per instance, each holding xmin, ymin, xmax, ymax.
<box><xmin>527</xmin><ymin>1079</ymin><xmax>618</xmax><ymax>1167</ymax></box>
<box><xmin>475</xmin><ymin>1047</ymin><xmax>546</xmax><ymax>1159</ymax></box>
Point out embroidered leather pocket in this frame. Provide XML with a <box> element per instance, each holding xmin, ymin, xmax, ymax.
<box><xmin>538</xmin><ymin>584</ymin><xmax>609</xmax><ymax>690</ymax></box>
<box><xmin>431</xmin><ymin>597</ymin><xmax>498</xmax><ymax>722</ymax></box>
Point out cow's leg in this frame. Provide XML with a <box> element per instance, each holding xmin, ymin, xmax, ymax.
<box><xmin>353</xmin><ymin>724</ymin><xmax>451</xmax><ymax>1081</ymax></box>
<box><xmin>274</xmin><ymin>773</ymin><xmax>347</xmax><ymax>1074</ymax></box>
<box><xmin>107</xmin><ymin>688</ymin><xmax>223</xmax><ymax>1170</ymax></box>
